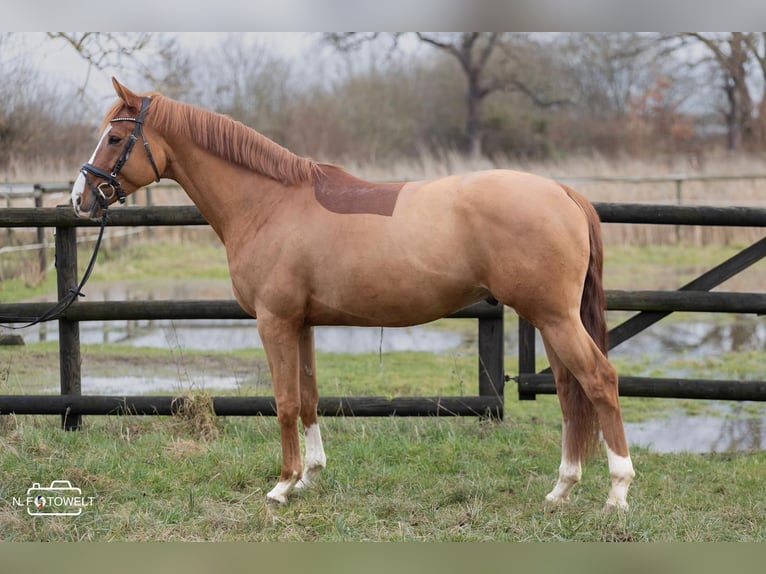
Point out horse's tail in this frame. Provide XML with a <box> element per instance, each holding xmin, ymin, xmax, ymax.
<box><xmin>560</xmin><ymin>184</ymin><xmax>607</xmax><ymax>461</ymax></box>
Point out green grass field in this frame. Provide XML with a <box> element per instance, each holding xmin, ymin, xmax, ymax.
<box><xmin>1</xmin><ymin>340</ymin><xmax>765</xmax><ymax>542</ymax></box>
<box><xmin>0</xmin><ymin>399</ymin><xmax>764</xmax><ymax>541</ymax></box>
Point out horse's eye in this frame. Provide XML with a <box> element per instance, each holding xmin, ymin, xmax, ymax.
<box><xmin>108</xmin><ymin>135</ymin><xmax>122</xmax><ymax>145</ymax></box>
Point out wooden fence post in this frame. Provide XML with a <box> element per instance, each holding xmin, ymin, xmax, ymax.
<box><xmin>34</xmin><ymin>187</ymin><xmax>47</xmax><ymax>274</ymax></box>
<box><xmin>517</xmin><ymin>318</ymin><xmax>537</xmax><ymax>401</ymax></box>
<box><xmin>477</xmin><ymin>305</ymin><xmax>505</xmax><ymax>419</ymax></box>
<box><xmin>55</xmin><ymin>223</ymin><xmax>82</xmax><ymax>430</ymax></box>
<box><xmin>674</xmin><ymin>177</ymin><xmax>684</xmax><ymax>243</ymax></box>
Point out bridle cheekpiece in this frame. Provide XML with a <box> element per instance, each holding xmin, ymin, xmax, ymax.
<box><xmin>80</xmin><ymin>96</ymin><xmax>161</xmax><ymax>208</ymax></box>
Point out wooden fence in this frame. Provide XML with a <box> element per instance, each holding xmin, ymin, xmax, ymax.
<box><xmin>0</xmin><ymin>200</ymin><xmax>765</xmax><ymax>429</ymax></box>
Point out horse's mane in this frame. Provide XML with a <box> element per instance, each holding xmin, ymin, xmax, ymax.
<box><xmin>104</xmin><ymin>95</ymin><xmax>318</xmax><ymax>186</ymax></box>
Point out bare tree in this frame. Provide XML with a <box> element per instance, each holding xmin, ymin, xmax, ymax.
<box><xmin>182</xmin><ymin>36</ymin><xmax>295</xmax><ymax>145</ymax></box>
<box><xmin>46</xmin><ymin>32</ymin><xmax>180</xmax><ymax>93</ymax></box>
<box><xmin>0</xmin><ymin>33</ymin><xmax>183</xmax><ymax>174</ymax></box>
<box><xmin>325</xmin><ymin>32</ymin><xmax>568</xmax><ymax>158</ymax></box>
<box><xmin>416</xmin><ymin>33</ymin><xmax>506</xmax><ymax>157</ymax></box>
<box><xmin>561</xmin><ymin>33</ymin><xmax>662</xmax><ymax>117</ymax></box>
<box><xmin>742</xmin><ymin>33</ymin><xmax>766</xmax><ymax>147</ymax></box>
<box><xmin>0</xmin><ymin>37</ymin><xmax>92</xmax><ymax>173</ymax></box>
<box><xmin>675</xmin><ymin>32</ymin><xmax>763</xmax><ymax>152</ymax></box>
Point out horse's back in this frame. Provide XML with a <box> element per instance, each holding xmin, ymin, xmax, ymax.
<box><xmin>399</xmin><ymin>169</ymin><xmax>583</xmax><ymax>223</ymax></box>
<box><xmin>397</xmin><ymin>169</ymin><xmax>590</xmax><ymax>261</ymax></box>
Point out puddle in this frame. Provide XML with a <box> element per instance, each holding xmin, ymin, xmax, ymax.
<box><xmin>27</xmin><ymin>309</ymin><xmax>765</xmax><ymax>360</ymax></box>
<box><xmin>29</xmin><ymin>319</ymin><xmax>464</xmax><ymax>354</ymax></box>
<box><xmin>610</xmin><ymin>317</ymin><xmax>766</xmax><ymax>359</ymax></box>
<box><xmin>21</xmin><ymin>279</ymin><xmax>766</xmax><ymax>360</ymax></box>
<box><xmin>50</xmin><ymin>375</ymin><xmax>244</xmax><ymax>396</ymax></box>
<box><xmin>125</xmin><ymin>321</ymin><xmax>463</xmax><ymax>354</ymax></box>
<box><xmin>504</xmin><ymin>314</ymin><xmax>765</xmax><ymax>373</ymax></box>
<box><xmin>22</xmin><ymin>279</ymin><xmax>464</xmax><ymax>354</ymax></box>
<box><xmin>626</xmin><ymin>404</ymin><xmax>766</xmax><ymax>453</ymax></box>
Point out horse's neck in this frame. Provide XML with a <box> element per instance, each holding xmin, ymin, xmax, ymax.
<box><xmin>165</xmin><ymin>139</ymin><xmax>290</xmax><ymax>241</ymax></box>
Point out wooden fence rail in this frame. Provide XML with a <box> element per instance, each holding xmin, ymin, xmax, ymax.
<box><xmin>3</xmin><ymin>202</ymin><xmax>766</xmax><ymax>228</ymax></box>
<box><xmin>1</xmin><ymin>201</ymin><xmax>766</xmax><ymax>428</ymax></box>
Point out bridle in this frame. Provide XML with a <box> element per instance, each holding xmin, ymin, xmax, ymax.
<box><xmin>79</xmin><ymin>96</ymin><xmax>161</xmax><ymax>208</ymax></box>
<box><xmin>0</xmin><ymin>97</ymin><xmax>162</xmax><ymax>330</ymax></box>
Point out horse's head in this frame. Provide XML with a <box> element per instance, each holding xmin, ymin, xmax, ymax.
<box><xmin>71</xmin><ymin>78</ymin><xmax>168</xmax><ymax>219</ymax></box>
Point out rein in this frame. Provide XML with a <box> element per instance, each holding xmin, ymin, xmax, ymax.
<box><xmin>0</xmin><ymin>207</ymin><xmax>108</xmax><ymax>330</ymax></box>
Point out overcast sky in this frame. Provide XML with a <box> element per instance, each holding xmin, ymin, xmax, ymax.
<box><xmin>5</xmin><ymin>33</ymin><xmax>319</xmax><ymax>104</ymax></box>
<box><xmin>5</xmin><ymin>1</ymin><xmax>766</xmax><ymax>32</ymax></box>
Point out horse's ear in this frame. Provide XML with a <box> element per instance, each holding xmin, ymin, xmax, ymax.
<box><xmin>112</xmin><ymin>77</ymin><xmax>142</xmax><ymax>112</ymax></box>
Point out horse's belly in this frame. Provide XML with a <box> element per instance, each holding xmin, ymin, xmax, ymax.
<box><xmin>302</xmin><ymin>211</ymin><xmax>490</xmax><ymax>326</ymax></box>
<box><xmin>305</xmin><ymin>278</ymin><xmax>488</xmax><ymax>327</ymax></box>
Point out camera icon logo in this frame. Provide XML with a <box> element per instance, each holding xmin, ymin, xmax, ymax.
<box><xmin>24</xmin><ymin>480</ymin><xmax>94</xmax><ymax>517</ymax></box>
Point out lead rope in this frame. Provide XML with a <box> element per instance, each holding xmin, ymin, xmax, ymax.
<box><xmin>0</xmin><ymin>208</ymin><xmax>108</xmax><ymax>330</ymax></box>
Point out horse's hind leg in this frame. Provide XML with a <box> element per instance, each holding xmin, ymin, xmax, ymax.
<box><xmin>542</xmin><ymin>338</ymin><xmax>583</xmax><ymax>505</ymax></box>
<box><xmin>295</xmin><ymin>326</ymin><xmax>327</xmax><ymax>491</ymax></box>
<box><xmin>540</xmin><ymin>317</ymin><xmax>635</xmax><ymax>510</ymax></box>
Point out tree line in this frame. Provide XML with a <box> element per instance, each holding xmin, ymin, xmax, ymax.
<box><xmin>1</xmin><ymin>32</ymin><xmax>765</xmax><ymax>176</ymax></box>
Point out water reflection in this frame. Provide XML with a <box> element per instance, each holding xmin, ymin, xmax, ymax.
<box><xmin>27</xmin><ymin>320</ymin><xmax>464</xmax><ymax>354</ymax></box>
<box><xmin>615</xmin><ymin>318</ymin><xmax>766</xmax><ymax>358</ymax></box>
<box><xmin>23</xmin><ymin>280</ymin><xmax>766</xmax><ymax>360</ymax></box>
<box><xmin>504</xmin><ymin>314</ymin><xmax>766</xmax><ymax>365</ymax></box>
<box><xmin>55</xmin><ymin>375</ymin><xmax>245</xmax><ymax>396</ymax></box>
<box><xmin>123</xmin><ymin>320</ymin><xmax>463</xmax><ymax>354</ymax></box>
<box><xmin>22</xmin><ymin>280</ymin><xmax>464</xmax><ymax>354</ymax></box>
<box><xmin>626</xmin><ymin>404</ymin><xmax>766</xmax><ymax>453</ymax></box>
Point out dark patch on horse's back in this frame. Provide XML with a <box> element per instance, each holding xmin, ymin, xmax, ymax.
<box><xmin>313</xmin><ymin>165</ymin><xmax>404</xmax><ymax>216</ymax></box>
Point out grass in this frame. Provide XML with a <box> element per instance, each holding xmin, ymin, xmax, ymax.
<box><xmin>603</xmin><ymin>243</ymin><xmax>762</xmax><ymax>291</ymax></box>
<box><xmin>93</xmin><ymin>238</ymin><xmax>229</xmax><ymax>282</ymax></box>
<box><xmin>0</xmin><ymin>238</ymin><xmax>229</xmax><ymax>303</ymax></box>
<box><xmin>0</xmin><ymin>396</ymin><xmax>764</xmax><ymax>541</ymax></box>
<box><xmin>1</xmin><ymin>340</ymin><xmax>765</xmax><ymax>541</ymax></box>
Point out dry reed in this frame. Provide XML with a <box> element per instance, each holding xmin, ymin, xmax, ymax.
<box><xmin>4</xmin><ymin>152</ymin><xmax>765</xmax><ymax>247</ymax></box>
<box><xmin>171</xmin><ymin>393</ymin><xmax>221</xmax><ymax>442</ymax></box>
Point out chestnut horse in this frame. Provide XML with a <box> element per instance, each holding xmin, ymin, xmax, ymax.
<box><xmin>72</xmin><ymin>79</ymin><xmax>634</xmax><ymax>509</ymax></box>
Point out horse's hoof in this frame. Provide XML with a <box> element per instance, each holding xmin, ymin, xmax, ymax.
<box><xmin>602</xmin><ymin>500</ymin><xmax>629</xmax><ymax>513</ymax></box>
<box><xmin>543</xmin><ymin>494</ymin><xmax>571</xmax><ymax>511</ymax></box>
<box><xmin>266</xmin><ymin>492</ymin><xmax>288</xmax><ymax>505</ymax></box>
<box><xmin>293</xmin><ymin>467</ymin><xmax>322</xmax><ymax>491</ymax></box>
<box><xmin>266</xmin><ymin>472</ymin><xmax>299</xmax><ymax>504</ymax></box>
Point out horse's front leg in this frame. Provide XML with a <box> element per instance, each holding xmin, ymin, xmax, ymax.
<box><xmin>295</xmin><ymin>326</ymin><xmax>327</xmax><ymax>491</ymax></box>
<box><xmin>257</xmin><ymin>313</ymin><xmax>303</xmax><ymax>504</ymax></box>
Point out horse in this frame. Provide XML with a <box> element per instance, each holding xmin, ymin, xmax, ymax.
<box><xmin>71</xmin><ymin>78</ymin><xmax>634</xmax><ymax>510</ymax></box>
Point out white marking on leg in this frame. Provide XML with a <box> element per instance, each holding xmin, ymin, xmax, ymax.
<box><xmin>605</xmin><ymin>445</ymin><xmax>635</xmax><ymax>510</ymax></box>
<box><xmin>545</xmin><ymin>422</ymin><xmax>582</xmax><ymax>504</ymax></box>
<box><xmin>546</xmin><ymin>459</ymin><xmax>582</xmax><ymax>504</ymax></box>
<box><xmin>295</xmin><ymin>423</ymin><xmax>327</xmax><ymax>491</ymax></box>
<box><xmin>71</xmin><ymin>127</ymin><xmax>110</xmax><ymax>216</ymax></box>
<box><xmin>266</xmin><ymin>471</ymin><xmax>299</xmax><ymax>504</ymax></box>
